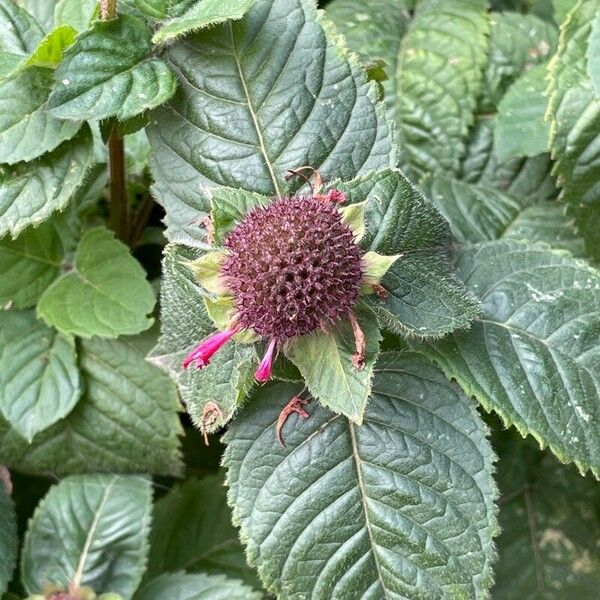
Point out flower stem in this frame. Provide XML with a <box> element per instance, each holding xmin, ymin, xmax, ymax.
<box><xmin>100</xmin><ymin>0</ymin><xmax>118</xmax><ymax>19</ymax></box>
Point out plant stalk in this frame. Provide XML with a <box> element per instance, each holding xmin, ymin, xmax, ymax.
<box><xmin>100</xmin><ymin>0</ymin><xmax>118</xmax><ymax>19</ymax></box>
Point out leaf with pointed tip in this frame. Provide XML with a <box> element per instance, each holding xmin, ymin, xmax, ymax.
<box><xmin>0</xmin><ymin>337</ymin><xmax>183</xmax><ymax>476</ymax></box>
<box><xmin>147</xmin><ymin>0</ymin><xmax>393</xmax><ymax>245</ymax></box>
<box><xmin>0</xmin><ymin>125</ymin><xmax>93</xmax><ymax>239</ymax></box>
<box><xmin>419</xmin><ymin>240</ymin><xmax>600</xmax><ymax>477</ymax></box>
<box><xmin>21</xmin><ymin>475</ymin><xmax>152</xmax><ymax>598</ymax></box>
<box><xmin>47</xmin><ymin>14</ymin><xmax>177</xmax><ymax>121</ymax></box>
<box><xmin>0</xmin><ymin>66</ymin><xmax>82</xmax><ymax>165</ymax></box>
<box><xmin>224</xmin><ymin>353</ymin><xmax>498</xmax><ymax>599</ymax></box>
<box><xmin>0</xmin><ymin>484</ymin><xmax>17</xmax><ymax>597</ymax></box>
<box><xmin>37</xmin><ymin>227</ymin><xmax>155</xmax><ymax>338</ymax></box>
<box><xmin>395</xmin><ymin>0</ymin><xmax>488</xmax><ymax>177</ymax></box>
<box><xmin>26</xmin><ymin>24</ymin><xmax>76</xmax><ymax>68</ymax></box>
<box><xmin>153</xmin><ymin>0</ymin><xmax>257</xmax><ymax>44</ymax></box>
<box><xmin>134</xmin><ymin>572</ymin><xmax>262</xmax><ymax>600</ymax></box>
<box><xmin>0</xmin><ymin>311</ymin><xmax>80</xmax><ymax>442</ymax></box>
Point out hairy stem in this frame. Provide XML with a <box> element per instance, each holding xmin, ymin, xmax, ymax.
<box><xmin>100</xmin><ymin>0</ymin><xmax>118</xmax><ymax>19</ymax></box>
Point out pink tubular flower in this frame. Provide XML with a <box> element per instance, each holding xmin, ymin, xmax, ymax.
<box><xmin>182</xmin><ymin>329</ymin><xmax>237</xmax><ymax>369</ymax></box>
<box><xmin>255</xmin><ymin>338</ymin><xmax>277</xmax><ymax>382</ymax></box>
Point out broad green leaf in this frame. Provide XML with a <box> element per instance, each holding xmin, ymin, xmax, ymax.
<box><xmin>553</xmin><ymin>0</ymin><xmax>573</xmax><ymax>24</ymax></box>
<box><xmin>495</xmin><ymin>64</ymin><xmax>551</xmax><ymax>162</ymax></box>
<box><xmin>134</xmin><ymin>572</ymin><xmax>262</xmax><ymax>600</ymax></box>
<box><xmin>47</xmin><ymin>14</ymin><xmax>177</xmax><ymax>121</ymax></box>
<box><xmin>147</xmin><ymin>0</ymin><xmax>393</xmax><ymax>245</ymax></box>
<box><xmin>37</xmin><ymin>227</ymin><xmax>155</xmax><ymax>338</ymax></box>
<box><xmin>421</xmin><ymin>174</ymin><xmax>527</xmax><ymax>244</ymax></box>
<box><xmin>0</xmin><ymin>336</ymin><xmax>183</xmax><ymax>476</ymax></box>
<box><xmin>548</xmin><ymin>0</ymin><xmax>600</xmax><ymax>262</ymax></box>
<box><xmin>334</xmin><ymin>169</ymin><xmax>481</xmax><ymax>338</ymax></box>
<box><xmin>153</xmin><ymin>0</ymin><xmax>258</xmax><ymax>44</ymax></box>
<box><xmin>285</xmin><ymin>304</ymin><xmax>381</xmax><ymax>424</ymax></box>
<box><xmin>21</xmin><ymin>0</ymin><xmax>56</xmax><ymax>32</ymax></box>
<box><xmin>149</xmin><ymin>245</ymin><xmax>255</xmax><ymax>433</ymax></box>
<box><xmin>145</xmin><ymin>474</ymin><xmax>259</xmax><ymax>589</ymax></box>
<box><xmin>325</xmin><ymin>0</ymin><xmax>411</xmax><ymax>117</ymax></box>
<box><xmin>0</xmin><ymin>125</ymin><xmax>93</xmax><ymax>239</ymax></box>
<box><xmin>395</xmin><ymin>0</ymin><xmax>488</xmax><ymax>177</ymax></box>
<box><xmin>503</xmin><ymin>202</ymin><xmax>587</xmax><ymax>257</ymax></box>
<box><xmin>479</xmin><ymin>12</ymin><xmax>557</xmax><ymax>112</ymax></box>
<box><xmin>0</xmin><ymin>66</ymin><xmax>82</xmax><ymax>164</ymax></box>
<box><xmin>493</xmin><ymin>428</ymin><xmax>600</xmax><ymax>599</ymax></box>
<box><xmin>0</xmin><ymin>484</ymin><xmax>17</xmax><ymax>597</ymax></box>
<box><xmin>120</xmin><ymin>0</ymin><xmax>195</xmax><ymax>21</ymax></box>
<box><xmin>26</xmin><ymin>24</ymin><xmax>76</xmax><ymax>68</ymax></box>
<box><xmin>0</xmin><ymin>0</ymin><xmax>43</xmax><ymax>56</ymax></box>
<box><xmin>21</xmin><ymin>475</ymin><xmax>152</xmax><ymax>598</ymax></box>
<box><xmin>0</xmin><ymin>220</ymin><xmax>63</xmax><ymax>309</ymax></box>
<box><xmin>419</xmin><ymin>240</ymin><xmax>600</xmax><ymax>476</ymax></box>
<box><xmin>224</xmin><ymin>353</ymin><xmax>498</xmax><ymax>599</ymax></box>
<box><xmin>54</xmin><ymin>0</ymin><xmax>96</xmax><ymax>31</ymax></box>
<box><xmin>588</xmin><ymin>9</ymin><xmax>600</xmax><ymax>95</ymax></box>
<box><xmin>0</xmin><ymin>311</ymin><xmax>80</xmax><ymax>442</ymax></box>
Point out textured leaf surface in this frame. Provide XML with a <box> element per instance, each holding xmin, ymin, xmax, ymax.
<box><xmin>147</xmin><ymin>0</ymin><xmax>393</xmax><ymax>245</ymax></box>
<box><xmin>54</xmin><ymin>0</ymin><xmax>97</xmax><ymax>31</ymax></box>
<box><xmin>145</xmin><ymin>474</ymin><xmax>258</xmax><ymax>588</ymax></box>
<box><xmin>37</xmin><ymin>227</ymin><xmax>155</xmax><ymax>338</ymax></box>
<box><xmin>149</xmin><ymin>245</ymin><xmax>255</xmax><ymax>432</ymax></box>
<box><xmin>120</xmin><ymin>0</ymin><xmax>194</xmax><ymax>21</ymax></box>
<box><xmin>135</xmin><ymin>572</ymin><xmax>262</xmax><ymax>600</ymax></box>
<box><xmin>548</xmin><ymin>0</ymin><xmax>600</xmax><ymax>262</ymax></box>
<box><xmin>0</xmin><ymin>311</ymin><xmax>80</xmax><ymax>442</ymax></box>
<box><xmin>420</xmin><ymin>241</ymin><xmax>600</xmax><ymax>476</ymax></box>
<box><xmin>48</xmin><ymin>14</ymin><xmax>177</xmax><ymax>121</ymax></box>
<box><xmin>225</xmin><ymin>353</ymin><xmax>498</xmax><ymax>599</ymax></box>
<box><xmin>395</xmin><ymin>0</ymin><xmax>488</xmax><ymax>177</ymax></box>
<box><xmin>0</xmin><ymin>337</ymin><xmax>183</xmax><ymax>476</ymax></box>
<box><xmin>21</xmin><ymin>475</ymin><xmax>152</xmax><ymax>598</ymax></box>
<box><xmin>0</xmin><ymin>220</ymin><xmax>63</xmax><ymax>309</ymax></box>
<box><xmin>285</xmin><ymin>304</ymin><xmax>381</xmax><ymax>423</ymax></box>
<box><xmin>153</xmin><ymin>0</ymin><xmax>257</xmax><ymax>44</ymax></box>
<box><xmin>0</xmin><ymin>125</ymin><xmax>93</xmax><ymax>238</ymax></box>
<box><xmin>0</xmin><ymin>484</ymin><xmax>17</xmax><ymax>597</ymax></box>
<box><xmin>588</xmin><ymin>9</ymin><xmax>600</xmax><ymax>95</ymax></box>
<box><xmin>0</xmin><ymin>0</ymin><xmax>43</xmax><ymax>56</ymax></box>
<box><xmin>335</xmin><ymin>169</ymin><xmax>480</xmax><ymax>338</ymax></box>
<box><xmin>494</xmin><ymin>429</ymin><xmax>600</xmax><ymax>599</ymax></box>
<box><xmin>495</xmin><ymin>64</ymin><xmax>550</xmax><ymax>162</ymax></box>
<box><xmin>0</xmin><ymin>65</ymin><xmax>81</xmax><ymax>164</ymax></box>
<box><xmin>22</xmin><ymin>0</ymin><xmax>56</xmax><ymax>32</ymax></box>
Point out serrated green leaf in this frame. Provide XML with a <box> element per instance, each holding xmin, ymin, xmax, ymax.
<box><xmin>224</xmin><ymin>352</ymin><xmax>498</xmax><ymax>598</ymax></box>
<box><xmin>153</xmin><ymin>0</ymin><xmax>257</xmax><ymax>44</ymax></box>
<box><xmin>0</xmin><ymin>336</ymin><xmax>183</xmax><ymax>476</ymax></box>
<box><xmin>0</xmin><ymin>124</ymin><xmax>93</xmax><ymax>239</ymax></box>
<box><xmin>502</xmin><ymin>201</ymin><xmax>587</xmax><ymax>257</ymax></box>
<box><xmin>285</xmin><ymin>304</ymin><xmax>381</xmax><ymax>423</ymax></box>
<box><xmin>26</xmin><ymin>24</ymin><xmax>76</xmax><ymax>68</ymax></box>
<box><xmin>149</xmin><ymin>245</ymin><xmax>255</xmax><ymax>433</ymax></box>
<box><xmin>0</xmin><ymin>0</ymin><xmax>43</xmax><ymax>56</ymax></box>
<box><xmin>0</xmin><ymin>66</ymin><xmax>82</xmax><ymax>164</ymax></box>
<box><xmin>548</xmin><ymin>0</ymin><xmax>600</xmax><ymax>262</ymax></box>
<box><xmin>120</xmin><ymin>0</ymin><xmax>195</xmax><ymax>22</ymax></box>
<box><xmin>0</xmin><ymin>484</ymin><xmax>17</xmax><ymax>597</ymax></box>
<box><xmin>47</xmin><ymin>14</ymin><xmax>177</xmax><ymax>121</ymax></box>
<box><xmin>495</xmin><ymin>64</ymin><xmax>551</xmax><ymax>162</ymax></box>
<box><xmin>395</xmin><ymin>0</ymin><xmax>488</xmax><ymax>177</ymax></box>
<box><xmin>37</xmin><ymin>227</ymin><xmax>155</xmax><ymax>338</ymax></box>
<box><xmin>0</xmin><ymin>220</ymin><xmax>63</xmax><ymax>309</ymax></box>
<box><xmin>21</xmin><ymin>475</ymin><xmax>152</xmax><ymax>598</ymax></box>
<box><xmin>134</xmin><ymin>572</ymin><xmax>262</xmax><ymax>600</ymax></box>
<box><xmin>419</xmin><ymin>240</ymin><xmax>600</xmax><ymax>477</ymax></box>
<box><xmin>0</xmin><ymin>311</ymin><xmax>80</xmax><ymax>442</ymax></box>
<box><xmin>325</xmin><ymin>0</ymin><xmax>411</xmax><ymax>117</ymax></box>
<box><xmin>493</xmin><ymin>427</ymin><xmax>600</xmax><ymax>599</ymax></box>
<box><xmin>147</xmin><ymin>0</ymin><xmax>393</xmax><ymax>245</ymax></box>
<box><xmin>334</xmin><ymin>169</ymin><xmax>481</xmax><ymax>338</ymax></box>
<box><xmin>144</xmin><ymin>474</ymin><xmax>259</xmax><ymax>589</ymax></box>
<box><xmin>54</xmin><ymin>0</ymin><xmax>97</xmax><ymax>31</ymax></box>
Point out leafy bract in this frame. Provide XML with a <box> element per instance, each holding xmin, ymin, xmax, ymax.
<box><xmin>395</xmin><ymin>0</ymin><xmax>488</xmax><ymax>177</ymax></box>
<box><xmin>0</xmin><ymin>311</ymin><xmax>80</xmax><ymax>442</ymax></box>
<box><xmin>21</xmin><ymin>475</ymin><xmax>152</xmax><ymax>599</ymax></box>
<box><xmin>548</xmin><ymin>0</ymin><xmax>600</xmax><ymax>262</ymax></box>
<box><xmin>147</xmin><ymin>0</ymin><xmax>393</xmax><ymax>245</ymax></box>
<box><xmin>0</xmin><ymin>125</ymin><xmax>93</xmax><ymax>239</ymax></box>
<box><xmin>224</xmin><ymin>353</ymin><xmax>498</xmax><ymax>598</ymax></box>
<box><xmin>0</xmin><ymin>337</ymin><xmax>183</xmax><ymax>476</ymax></box>
<box><xmin>0</xmin><ymin>483</ymin><xmax>17</xmax><ymax>597</ymax></box>
<box><xmin>419</xmin><ymin>241</ymin><xmax>600</xmax><ymax>476</ymax></box>
<box><xmin>37</xmin><ymin>227</ymin><xmax>155</xmax><ymax>338</ymax></box>
<box><xmin>48</xmin><ymin>14</ymin><xmax>177</xmax><ymax>121</ymax></box>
